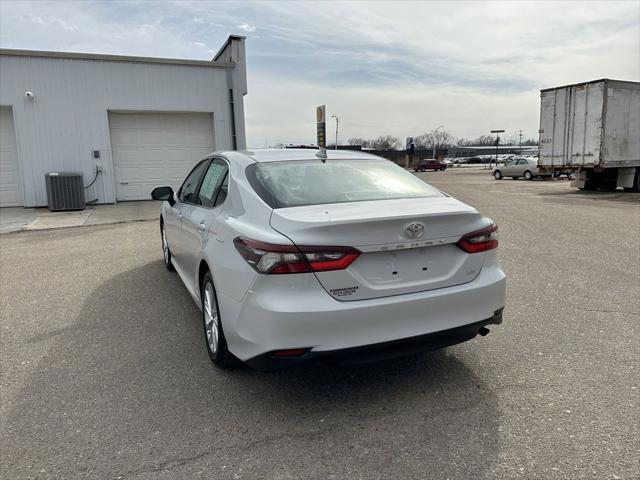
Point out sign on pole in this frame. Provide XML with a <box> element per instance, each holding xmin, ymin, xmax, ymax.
<box><xmin>406</xmin><ymin>136</ymin><xmax>415</xmax><ymax>155</ymax></box>
<box><xmin>316</xmin><ymin>105</ymin><xmax>326</xmax><ymax>150</ymax></box>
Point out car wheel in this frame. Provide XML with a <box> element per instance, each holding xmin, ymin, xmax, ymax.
<box><xmin>201</xmin><ymin>271</ymin><xmax>236</xmax><ymax>368</ymax></box>
<box><xmin>160</xmin><ymin>221</ymin><xmax>175</xmax><ymax>272</ymax></box>
<box><xmin>440</xmin><ymin>166</ymin><xmax>446</xmax><ymax>171</ymax></box>
<box><xmin>524</xmin><ymin>170</ymin><xmax>533</xmax><ymax>181</ymax></box>
<box><xmin>493</xmin><ymin>170</ymin><xmax>503</xmax><ymax>180</ymax></box>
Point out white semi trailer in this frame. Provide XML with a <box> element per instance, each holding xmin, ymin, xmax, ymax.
<box><xmin>537</xmin><ymin>79</ymin><xmax>640</xmax><ymax>191</ymax></box>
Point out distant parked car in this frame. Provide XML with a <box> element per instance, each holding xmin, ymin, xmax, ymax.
<box><xmin>492</xmin><ymin>157</ymin><xmax>548</xmax><ymax>180</ymax></box>
<box><xmin>414</xmin><ymin>160</ymin><xmax>447</xmax><ymax>172</ymax></box>
<box><xmin>466</xmin><ymin>157</ymin><xmax>483</xmax><ymax>164</ymax></box>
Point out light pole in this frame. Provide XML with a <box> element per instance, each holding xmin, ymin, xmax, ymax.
<box><xmin>433</xmin><ymin>125</ymin><xmax>444</xmax><ymax>160</ymax></box>
<box><xmin>331</xmin><ymin>115</ymin><xmax>339</xmax><ymax>150</ymax></box>
<box><xmin>490</xmin><ymin>129</ymin><xmax>505</xmax><ymax>169</ymax></box>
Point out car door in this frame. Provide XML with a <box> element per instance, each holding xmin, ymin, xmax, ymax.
<box><xmin>503</xmin><ymin>160</ymin><xmax>518</xmax><ymax>176</ymax></box>
<box><xmin>180</xmin><ymin>158</ymin><xmax>230</xmax><ymax>293</ymax></box>
<box><xmin>516</xmin><ymin>158</ymin><xmax>529</xmax><ymax>176</ymax></box>
<box><xmin>171</xmin><ymin>159</ymin><xmax>211</xmax><ymax>274</ymax></box>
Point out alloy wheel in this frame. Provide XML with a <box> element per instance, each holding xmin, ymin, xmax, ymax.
<box><xmin>161</xmin><ymin>225</ymin><xmax>169</xmax><ymax>264</ymax></box>
<box><xmin>203</xmin><ymin>282</ymin><xmax>219</xmax><ymax>355</ymax></box>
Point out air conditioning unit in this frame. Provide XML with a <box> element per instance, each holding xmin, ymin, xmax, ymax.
<box><xmin>45</xmin><ymin>172</ymin><xmax>86</xmax><ymax>211</ymax></box>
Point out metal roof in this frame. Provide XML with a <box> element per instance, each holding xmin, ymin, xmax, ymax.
<box><xmin>213</xmin><ymin>34</ymin><xmax>246</xmax><ymax>61</ymax></box>
<box><xmin>540</xmin><ymin>78</ymin><xmax>639</xmax><ymax>93</ymax></box>
<box><xmin>0</xmin><ymin>48</ymin><xmax>234</xmax><ymax>68</ymax></box>
<box><xmin>454</xmin><ymin>145</ymin><xmax>536</xmax><ymax>150</ymax></box>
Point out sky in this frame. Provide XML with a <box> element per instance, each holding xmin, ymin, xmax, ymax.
<box><xmin>1</xmin><ymin>0</ymin><xmax>639</xmax><ymax>148</ymax></box>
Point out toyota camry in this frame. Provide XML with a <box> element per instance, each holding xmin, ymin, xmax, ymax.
<box><xmin>151</xmin><ymin>149</ymin><xmax>506</xmax><ymax>371</ymax></box>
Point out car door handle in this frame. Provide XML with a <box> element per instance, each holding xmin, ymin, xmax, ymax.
<box><xmin>177</xmin><ymin>212</ymin><xmax>183</xmax><ymax>220</ymax></box>
<box><xmin>198</xmin><ymin>221</ymin><xmax>207</xmax><ymax>232</ymax></box>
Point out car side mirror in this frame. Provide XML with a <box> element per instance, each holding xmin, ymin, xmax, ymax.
<box><xmin>151</xmin><ymin>186</ymin><xmax>176</xmax><ymax>206</ymax></box>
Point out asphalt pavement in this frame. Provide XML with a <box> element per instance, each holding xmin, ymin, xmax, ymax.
<box><xmin>1</xmin><ymin>169</ymin><xmax>638</xmax><ymax>479</ymax></box>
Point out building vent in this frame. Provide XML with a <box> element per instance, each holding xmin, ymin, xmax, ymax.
<box><xmin>45</xmin><ymin>172</ymin><xmax>86</xmax><ymax>211</ymax></box>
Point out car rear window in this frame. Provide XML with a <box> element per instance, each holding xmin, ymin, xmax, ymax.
<box><xmin>246</xmin><ymin>159</ymin><xmax>444</xmax><ymax>208</ymax></box>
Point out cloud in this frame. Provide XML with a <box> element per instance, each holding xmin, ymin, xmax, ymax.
<box><xmin>2</xmin><ymin>0</ymin><xmax>638</xmax><ymax>147</ymax></box>
<box><xmin>237</xmin><ymin>23</ymin><xmax>256</xmax><ymax>33</ymax></box>
<box><xmin>21</xmin><ymin>14</ymin><xmax>78</xmax><ymax>32</ymax></box>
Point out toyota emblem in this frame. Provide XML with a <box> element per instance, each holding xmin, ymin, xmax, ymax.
<box><xmin>404</xmin><ymin>222</ymin><xmax>425</xmax><ymax>239</ymax></box>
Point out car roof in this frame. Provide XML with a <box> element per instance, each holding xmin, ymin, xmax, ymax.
<box><xmin>218</xmin><ymin>148</ymin><xmax>385</xmax><ymax>165</ymax></box>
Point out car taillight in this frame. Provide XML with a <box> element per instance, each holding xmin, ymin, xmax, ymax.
<box><xmin>233</xmin><ymin>237</ymin><xmax>360</xmax><ymax>274</ymax></box>
<box><xmin>457</xmin><ymin>224</ymin><xmax>498</xmax><ymax>253</ymax></box>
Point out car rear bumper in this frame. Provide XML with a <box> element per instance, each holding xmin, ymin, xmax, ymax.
<box><xmin>219</xmin><ymin>260</ymin><xmax>506</xmax><ymax>366</ymax></box>
<box><xmin>245</xmin><ymin>310</ymin><xmax>503</xmax><ymax>371</ymax></box>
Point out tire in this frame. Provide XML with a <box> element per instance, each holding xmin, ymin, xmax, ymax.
<box><xmin>524</xmin><ymin>170</ymin><xmax>533</xmax><ymax>181</ymax></box>
<box><xmin>493</xmin><ymin>170</ymin><xmax>503</xmax><ymax>180</ymax></box>
<box><xmin>623</xmin><ymin>167</ymin><xmax>640</xmax><ymax>192</ymax></box>
<box><xmin>160</xmin><ymin>220</ymin><xmax>175</xmax><ymax>272</ymax></box>
<box><xmin>440</xmin><ymin>166</ymin><xmax>446</xmax><ymax>171</ymax></box>
<box><xmin>201</xmin><ymin>271</ymin><xmax>236</xmax><ymax>368</ymax></box>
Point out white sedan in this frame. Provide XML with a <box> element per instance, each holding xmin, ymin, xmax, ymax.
<box><xmin>151</xmin><ymin>149</ymin><xmax>506</xmax><ymax>371</ymax></box>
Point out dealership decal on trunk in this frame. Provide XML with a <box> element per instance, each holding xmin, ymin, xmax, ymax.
<box><xmin>329</xmin><ymin>286</ymin><xmax>359</xmax><ymax>297</ymax></box>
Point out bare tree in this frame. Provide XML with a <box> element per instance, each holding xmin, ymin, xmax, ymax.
<box><xmin>347</xmin><ymin>137</ymin><xmax>370</xmax><ymax>147</ymax></box>
<box><xmin>369</xmin><ymin>135</ymin><xmax>401</xmax><ymax>150</ymax></box>
<box><xmin>457</xmin><ymin>135</ymin><xmax>495</xmax><ymax>146</ymax></box>
<box><xmin>414</xmin><ymin>129</ymin><xmax>454</xmax><ymax>149</ymax></box>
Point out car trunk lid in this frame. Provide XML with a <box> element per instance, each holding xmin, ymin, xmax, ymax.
<box><xmin>269</xmin><ymin>197</ymin><xmax>491</xmax><ymax>301</ymax></box>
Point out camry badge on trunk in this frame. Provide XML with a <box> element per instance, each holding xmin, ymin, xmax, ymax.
<box><xmin>404</xmin><ymin>222</ymin><xmax>425</xmax><ymax>239</ymax></box>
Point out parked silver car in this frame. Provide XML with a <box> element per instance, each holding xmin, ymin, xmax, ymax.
<box><xmin>151</xmin><ymin>149</ymin><xmax>506</xmax><ymax>371</ymax></box>
<box><xmin>492</xmin><ymin>157</ymin><xmax>546</xmax><ymax>180</ymax></box>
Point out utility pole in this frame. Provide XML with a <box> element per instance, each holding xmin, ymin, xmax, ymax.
<box><xmin>490</xmin><ymin>129</ymin><xmax>505</xmax><ymax>169</ymax></box>
<box><xmin>433</xmin><ymin>125</ymin><xmax>444</xmax><ymax>160</ymax></box>
<box><xmin>519</xmin><ymin>129</ymin><xmax>523</xmax><ymax>147</ymax></box>
<box><xmin>331</xmin><ymin>115</ymin><xmax>339</xmax><ymax>150</ymax></box>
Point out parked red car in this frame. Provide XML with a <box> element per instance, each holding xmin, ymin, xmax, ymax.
<box><xmin>413</xmin><ymin>160</ymin><xmax>447</xmax><ymax>172</ymax></box>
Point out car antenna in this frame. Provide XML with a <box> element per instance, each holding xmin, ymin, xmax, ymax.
<box><xmin>316</xmin><ymin>148</ymin><xmax>327</xmax><ymax>163</ymax></box>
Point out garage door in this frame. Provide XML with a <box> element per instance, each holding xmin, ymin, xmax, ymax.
<box><xmin>109</xmin><ymin>112</ymin><xmax>215</xmax><ymax>201</ymax></box>
<box><xmin>0</xmin><ymin>106</ymin><xmax>22</xmax><ymax>207</ymax></box>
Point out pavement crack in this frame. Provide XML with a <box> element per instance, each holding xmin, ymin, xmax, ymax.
<box><xmin>114</xmin><ymin>424</ymin><xmax>340</xmax><ymax>479</ymax></box>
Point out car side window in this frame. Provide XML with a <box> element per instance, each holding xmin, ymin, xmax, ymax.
<box><xmin>215</xmin><ymin>173</ymin><xmax>229</xmax><ymax>207</ymax></box>
<box><xmin>179</xmin><ymin>160</ymin><xmax>210</xmax><ymax>204</ymax></box>
<box><xmin>198</xmin><ymin>159</ymin><xmax>229</xmax><ymax>208</ymax></box>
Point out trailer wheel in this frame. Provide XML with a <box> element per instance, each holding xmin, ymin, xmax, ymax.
<box><xmin>623</xmin><ymin>167</ymin><xmax>640</xmax><ymax>193</ymax></box>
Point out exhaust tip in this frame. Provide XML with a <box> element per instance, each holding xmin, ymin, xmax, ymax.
<box><xmin>478</xmin><ymin>326</ymin><xmax>491</xmax><ymax>337</ymax></box>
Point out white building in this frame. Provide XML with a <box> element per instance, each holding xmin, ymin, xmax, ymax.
<box><xmin>0</xmin><ymin>35</ymin><xmax>247</xmax><ymax>207</ymax></box>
